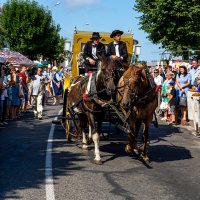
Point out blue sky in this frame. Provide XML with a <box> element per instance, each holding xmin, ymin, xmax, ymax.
<box><xmin>0</xmin><ymin>0</ymin><xmax>164</xmax><ymax>61</ymax></box>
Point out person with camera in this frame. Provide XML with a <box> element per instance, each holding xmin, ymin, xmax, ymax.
<box><xmin>29</xmin><ymin>65</ymin><xmax>47</xmax><ymax>120</ymax></box>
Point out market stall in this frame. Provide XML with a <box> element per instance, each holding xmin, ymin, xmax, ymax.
<box><xmin>0</xmin><ymin>49</ymin><xmax>35</xmax><ymax>66</ymax></box>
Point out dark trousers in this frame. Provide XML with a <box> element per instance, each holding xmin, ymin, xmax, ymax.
<box><xmin>1</xmin><ymin>98</ymin><xmax>7</xmax><ymax>122</ymax></box>
<box><xmin>80</xmin><ymin>60</ymin><xmax>99</xmax><ymax>75</ymax></box>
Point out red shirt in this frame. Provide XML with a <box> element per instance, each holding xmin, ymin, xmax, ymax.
<box><xmin>18</xmin><ymin>72</ymin><xmax>27</xmax><ymax>87</ymax></box>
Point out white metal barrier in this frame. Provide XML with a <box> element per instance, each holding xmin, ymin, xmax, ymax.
<box><xmin>191</xmin><ymin>96</ymin><xmax>200</xmax><ymax>131</ymax></box>
<box><xmin>187</xmin><ymin>91</ymin><xmax>196</xmax><ymax>120</ymax></box>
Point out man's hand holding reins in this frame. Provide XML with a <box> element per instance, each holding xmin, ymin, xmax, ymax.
<box><xmin>88</xmin><ymin>58</ymin><xmax>96</xmax><ymax>65</ymax></box>
<box><xmin>111</xmin><ymin>55</ymin><xmax>122</xmax><ymax>61</ymax></box>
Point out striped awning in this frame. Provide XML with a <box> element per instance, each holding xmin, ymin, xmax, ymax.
<box><xmin>0</xmin><ymin>49</ymin><xmax>35</xmax><ymax>66</ymax></box>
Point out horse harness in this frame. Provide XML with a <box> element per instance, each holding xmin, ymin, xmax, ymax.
<box><xmin>69</xmin><ymin>72</ymin><xmax>114</xmax><ymax>114</ymax></box>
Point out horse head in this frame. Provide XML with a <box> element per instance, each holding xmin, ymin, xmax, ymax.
<box><xmin>96</xmin><ymin>55</ymin><xmax>115</xmax><ymax>97</ymax></box>
<box><xmin>120</xmin><ymin>63</ymin><xmax>148</xmax><ymax>109</ymax></box>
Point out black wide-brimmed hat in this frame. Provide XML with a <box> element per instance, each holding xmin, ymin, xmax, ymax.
<box><xmin>90</xmin><ymin>32</ymin><xmax>101</xmax><ymax>40</ymax></box>
<box><xmin>110</xmin><ymin>30</ymin><xmax>124</xmax><ymax>38</ymax></box>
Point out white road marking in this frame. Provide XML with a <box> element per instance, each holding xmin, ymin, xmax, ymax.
<box><xmin>45</xmin><ymin>109</ymin><xmax>62</xmax><ymax>200</ymax></box>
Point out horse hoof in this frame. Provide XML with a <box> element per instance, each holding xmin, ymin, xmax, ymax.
<box><xmin>66</xmin><ymin>137</ymin><xmax>72</xmax><ymax>143</ymax></box>
<box><xmin>93</xmin><ymin>159</ymin><xmax>102</xmax><ymax>165</ymax></box>
<box><xmin>87</xmin><ymin>137</ymin><xmax>93</xmax><ymax>145</ymax></box>
<box><xmin>82</xmin><ymin>144</ymin><xmax>88</xmax><ymax>150</ymax></box>
<box><xmin>140</xmin><ymin>155</ymin><xmax>150</xmax><ymax>162</ymax></box>
<box><xmin>125</xmin><ymin>144</ymin><xmax>133</xmax><ymax>154</ymax></box>
<box><xmin>133</xmin><ymin>149</ymin><xmax>139</xmax><ymax>156</ymax></box>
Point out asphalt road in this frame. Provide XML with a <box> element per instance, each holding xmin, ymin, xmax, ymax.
<box><xmin>0</xmin><ymin>103</ymin><xmax>200</xmax><ymax>200</ymax></box>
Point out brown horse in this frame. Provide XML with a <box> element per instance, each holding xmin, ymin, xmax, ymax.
<box><xmin>66</xmin><ymin>57</ymin><xmax>115</xmax><ymax>164</ymax></box>
<box><xmin>117</xmin><ymin>63</ymin><xmax>158</xmax><ymax>162</ymax></box>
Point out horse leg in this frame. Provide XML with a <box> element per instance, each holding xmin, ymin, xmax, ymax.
<box><xmin>132</xmin><ymin>120</ymin><xmax>141</xmax><ymax>156</ymax></box>
<box><xmin>87</xmin><ymin>124</ymin><xmax>93</xmax><ymax>145</ymax></box>
<box><xmin>97</xmin><ymin>110</ymin><xmax>105</xmax><ymax>138</ymax></box>
<box><xmin>125</xmin><ymin>120</ymin><xmax>139</xmax><ymax>155</ymax></box>
<box><xmin>141</xmin><ymin>122</ymin><xmax>150</xmax><ymax>161</ymax></box>
<box><xmin>125</xmin><ymin>132</ymin><xmax>134</xmax><ymax>154</ymax></box>
<box><xmin>88</xmin><ymin>113</ymin><xmax>102</xmax><ymax>164</ymax></box>
<box><xmin>79</xmin><ymin>114</ymin><xmax>88</xmax><ymax>149</ymax></box>
<box><xmin>82</xmin><ymin>129</ymin><xmax>88</xmax><ymax>150</ymax></box>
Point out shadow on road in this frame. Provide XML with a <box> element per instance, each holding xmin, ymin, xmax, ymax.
<box><xmin>95</xmin><ymin>123</ymin><xmax>193</xmax><ymax>165</ymax></box>
<box><xmin>0</xmin><ymin>106</ymin><xmax>86</xmax><ymax>199</ymax></box>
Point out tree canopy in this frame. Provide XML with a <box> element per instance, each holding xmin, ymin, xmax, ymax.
<box><xmin>0</xmin><ymin>0</ymin><xmax>63</xmax><ymax>61</ymax></box>
<box><xmin>135</xmin><ymin>0</ymin><xmax>200</xmax><ymax>57</ymax></box>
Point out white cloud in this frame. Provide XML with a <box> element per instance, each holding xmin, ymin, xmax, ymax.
<box><xmin>65</xmin><ymin>0</ymin><xmax>99</xmax><ymax>8</ymax></box>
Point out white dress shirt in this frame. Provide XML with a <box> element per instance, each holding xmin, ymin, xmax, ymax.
<box><xmin>92</xmin><ymin>45</ymin><xmax>98</xmax><ymax>59</ymax></box>
<box><xmin>154</xmin><ymin>75</ymin><xmax>163</xmax><ymax>86</ymax></box>
<box><xmin>114</xmin><ymin>42</ymin><xmax>120</xmax><ymax>57</ymax></box>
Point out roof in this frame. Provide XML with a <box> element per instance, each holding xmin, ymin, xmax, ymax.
<box><xmin>74</xmin><ymin>30</ymin><xmax>138</xmax><ymax>44</ymax></box>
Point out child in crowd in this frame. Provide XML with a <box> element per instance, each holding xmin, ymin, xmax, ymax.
<box><xmin>160</xmin><ymin>72</ymin><xmax>173</xmax><ymax>121</ymax></box>
<box><xmin>167</xmin><ymin>80</ymin><xmax>177</xmax><ymax>125</ymax></box>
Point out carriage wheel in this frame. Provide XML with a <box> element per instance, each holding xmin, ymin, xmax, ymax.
<box><xmin>62</xmin><ymin>89</ymin><xmax>72</xmax><ymax>142</ymax></box>
<box><xmin>65</xmin><ymin>112</ymin><xmax>72</xmax><ymax>142</ymax></box>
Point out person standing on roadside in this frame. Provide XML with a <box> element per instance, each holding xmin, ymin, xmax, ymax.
<box><xmin>167</xmin><ymin>80</ymin><xmax>177</xmax><ymax>125</ymax></box>
<box><xmin>154</xmin><ymin>69</ymin><xmax>163</xmax><ymax>114</ymax></box>
<box><xmin>176</xmin><ymin>65</ymin><xmax>191</xmax><ymax>125</ymax></box>
<box><xmin>19</xmin><ymin>66</ymin><xmax>29</xmax><ymax>112</ymax></box>
<box><xmin>189</xmin><ymin>58</ymin><xmax>200</xmax><ymax>87</ymax></box>
<box><xmin>52</xmin><ymin>66</ymin><xmax>62</xmax><ymax>105</ymax></box>
<box><xmin>30</xmin><ymin>66</ymin><xmax>47</xmax><ymax>120</ymax></box>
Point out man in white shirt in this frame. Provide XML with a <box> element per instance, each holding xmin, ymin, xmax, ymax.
<box><xmin>107</xmin><ymin>30</ymin><xmax>128</xmax><ymax>64</ymax></box>
<box><xmin>189</xmin><ymin>59</ymin><xmax>200</xmax><ymax>86</ymax></box>
<box><xmin>82</xmin><ymin>32</ymin><xmax>106</xmax><ymax>74</ymax></box>
<box><xmin>107</xmin><ymin>30</ymin><xmax>128</xmax><ymax>85</ymax></box>
<box><xmin>30</xmin><ymin>66</ymin><xmax>46</xmax><ymax>120</ymax></box>
<box><xmin>154</xmin><ymin>69</ymin><xmax>163</xmax><ymax>87</ymax></box>
<box><xmin>153</xmin><ymin>69</ymin><xmax>163</xmax><ymax>114</ymax></box>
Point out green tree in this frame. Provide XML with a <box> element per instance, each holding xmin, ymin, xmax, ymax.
<box><xmin>0</xmin><ymin>0</ymin><xmax>62</xmax><ymax>60</ymax></box>
<box><xmin>52</xmin><ymin>36</ymin><xmax>66</xmax><ymax>64</ymax></box>
<box><xmin>0</xmin><ymin>26</ymin><xmax>5</xmax><ymax>48</ymax></box>
<box><xmin>135</xmin><ymin>0</ymin><xmax>200</xmax><ymax>58</ymax></box>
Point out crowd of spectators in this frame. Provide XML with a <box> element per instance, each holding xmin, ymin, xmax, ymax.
<box><xmin>152</xmin><ymin>58</ymin><xmax>200</xmax><ymax>127</ymax></box>
<box><xmin>0</xmin><ymin>64</ymin><xmax>64</xmax><ymax>128</ymax></box>
<box><xmin>1</xmin><ymin>58</ymin><xmax>200</xmax><ymax>131</ymax></box>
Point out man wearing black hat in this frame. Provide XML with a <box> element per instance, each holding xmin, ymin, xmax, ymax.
<box><xmin>107</xmin><ymin>30</ymin><xmax>128</xmax><ymax>64</ymax></box>
<box><xmin>107</xmin><ymin>30</ymin><xmax>128</xmax><ymax>85</ymax></box>
<box><xmin>82</xmin><ymin>32</ymin><xmax>106</xmax><ymax>73</ymax></box>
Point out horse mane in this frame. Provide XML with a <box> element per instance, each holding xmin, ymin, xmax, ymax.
<box><xmin>97</xmin><ymin>54</ymin><xmax>108</xmax><ymax>71</ymax></box>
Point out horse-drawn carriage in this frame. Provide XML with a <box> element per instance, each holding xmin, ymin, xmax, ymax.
<box><xmin>57</xmin><ymin>30</ymin><xmax>158</xmax><ymax>165</ymax></box>
<box><xmin>61</xmin><ymin>30</ymin><xmax>136</xmax><ymax>135</ymax></box>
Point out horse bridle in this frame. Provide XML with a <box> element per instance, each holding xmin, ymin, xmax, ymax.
<box><xmin>122</xmin><ymin>72</ymin><xmax>143</xmax><ymax>105</ymax></box>
<box><xmin>101</xmin><ymin>69</ymin><xmax>115</xmax><ymax>92</ymax></box>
